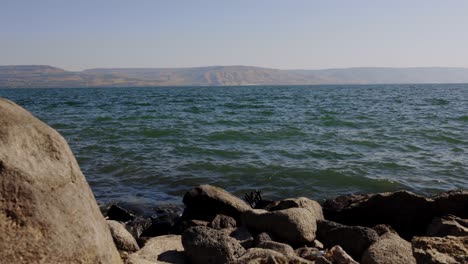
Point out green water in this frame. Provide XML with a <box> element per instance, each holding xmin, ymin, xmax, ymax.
<box><xmin>1</xmin><ymin>84</ymin><xmax>467</xmax><ymax>209</ymax></box>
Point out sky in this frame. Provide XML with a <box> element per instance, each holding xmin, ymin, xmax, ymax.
<box><xmin>2</xmin><ymin>0</ymin><xmax>468</xmax><ymax>71</ymax></box>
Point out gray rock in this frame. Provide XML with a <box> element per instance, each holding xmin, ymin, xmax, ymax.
<box><xmin>182</xmin><ymin>184</ymin><xmax>251</xmax><ymax>221</ymax></box>
<box><xmin>323</xmin><ymin>245</ymin><xmax>359</xmax><ymax>264</ymax></box>
<box><xmin>233</xmin><ymin>248</ymin><xmax>314</xmax><ymax>264</ymax></box>
<box><xmin>295</xmin><ymin>246</ymin><xmax>321</xmax><ymax>261</ymax></box>
<box><xmin>128</xmin><ymin>235</ymin><xmax>184</xmax><ymax>264</ymax></box>
<box><xmin>242</xmin><ymin>208</ymin><xmax>317</xmax><ymax>244</ymax></box>
<box><xmin>0</xmin><ymin>98</ymin><xmax>121</xmax><ymax>263</ymax></box>
<box><xmin>412</xmin><ymin>236</ymin><xmax>468</xmax><ymax>264</ymax></box>
<box><xmin>318</xmin><ymin>220</ymin><xmax>379</xmax><ymax>260</ymax></box>
<box><xmin>107</xmin><ymin>220</ymin><xmax>140</xmax><ymax>252</ymax></box>
<box><xmin>209</xmin><ymin>214</ymin><xmax>237</xmax><ymax>229</ymax></box>
<box><xmin>265</xmin><ymin>197</ymin><xmax>324</xmax><ymax>221</ymax></box>
<box><xmin>426</xmin><ymin>215</ymin><xmax>468</xmax><ymax>237</ymax></box>
<box><xmin>182</xmin><ymin>226</ymin><xmax>246</xmax><ymax>263</ymax></box>
<box><xmin>361</xmin><ymin>232</ymin><xmax>416</xmax><ymax>264</ymax></box>
<box><xmin>256</xmin><ymin>240</ymin><xmax>296</xmax><ymax>256</ymax></box>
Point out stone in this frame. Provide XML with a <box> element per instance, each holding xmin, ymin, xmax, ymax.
<box><xmin>107</xmin><ymin>220</ymin><xmax>140</xmax><ymax>252</ymax></box>
<box><xmin>140</xmin><ymin>221</ymin><xmax>172</xmax><ymax>237</ymax></box>
<box><xmin>256</xmin><ymin>240</ymin><xmax>296</xmax><ymax>256</ymax></box>
<box><xmin>209</xmin><ymin>214</ymin><xmax>237</xmax><ymax>229</ymax></box>
<box><xmin>323</xmin><ymin>245</ymin><xmax>359</xmax><ymax>264</ymax></box>
<box><xmin>129</xmin><ymin>235</ymin><xmax>184</xmax><ymax>264</ymax></box>
<box><xmin>317</xmin><ymin>220</ymin><xmax>379</xmax><ymax>260</ymax></box>
<box><xmin>323</xmin><ymin>190</ymin><xmax>468</xmax><ymax>239</ymax></box>
<box><xmin>372</xmin><ymin>224</ymin><xmax>395</xmax><ymax>236</ymax></box>
<box><xmin>107</xmin><ymin>204</ymin><xmax>135</xmax><ymax>222</ymax></box>
<box><xmin>312</xmin><ymin>239</ymin><xmax>324</xmax><ymax>249</ymax></box>
<box><xmin>0</xmin><ymin>98</ymin><xmax>122</xmax><ymax>263</ymax></box>
<box><xmin>182</xmin><ymin>226</ymin><xmax>246</xmax><ymax>263</ymax></box>
<box><xmin>361</xmin><ymin>232</ymin><xmax>416</xmax><ymax>264</ymax></box>
<box><xmin>254</xmin><ymin>232</ymin><xmax>272</xmax><ymax>245</ymax></box>
<box><xmin>182</xmin><ymin>184</ymin><xmax>251</xmax><ymax>221</ymax></box>
<box><xmin>126</xmin><ymin>216</ymin><xmax>152</xmax><ymax>239</ymax></box>
<box><xmin>230</xmin><ymin>227</ymin><xmax>254</xmax><ymax>249</ymax></box>
<box><xmin>426</xmin><ymin>215</ymin><xmax>468</xmax><ymax>237</ymax></box>
<box><xmin>295</xmin><ymin>247</ymin><xmax>321</xmax><ymax>261</ymax></box>
<box><xmin>242</xmin><ymin>208</ymin><xmax>317</xmax><ymax>245</ymax></box>
<box><xmin>265</xmin><ymin>197</ymin><xmax>324</xmax><ymax>221</ymax></box>
<box><xmin>412</xmin><ymin>236</ymin><xmax>468</xmax><ymax>264</ymax></box>
<box><xmin>232</xmin><ymin>248</ymin><xmax>314</xmax><ymax>264</ymax></box>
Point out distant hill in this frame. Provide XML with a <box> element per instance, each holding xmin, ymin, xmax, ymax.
<box><xmin>2</xmin><ymin>65</ymin><xmax>468</xmax><ymax>88</ymax></box>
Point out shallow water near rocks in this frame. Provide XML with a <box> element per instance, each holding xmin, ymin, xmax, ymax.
<box><xmin>1</xmin><ymin>84</ymin><xmax>467</xmax><ymax>211</ymax></box>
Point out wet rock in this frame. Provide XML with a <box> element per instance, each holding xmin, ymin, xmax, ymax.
<box><xmin>257</xmin><ymin>240</ymin><xmax>296</xmax><ymax>256</ymax></box>
<box><xmin>317</xmin><ymin>220</ymin><xmax>379</xmax><ymax>260</ymax></box>
<box><xmin>182</xmin><ymin>184</ymin><xmax>251</xmax><ymax>221</ymax></box>
<box><xmin>265</xmin><ymin>197</ymin><xmax>324</xmax><ymax>220</ymax></box>
<box><xmin>209</xmin><ymin>214</ymin><xmax>237</xmax><ymax>229</ymax></box>
<box><xmin>242</xmin><ymin>208</ymin><xmax>317</xmax><ymax>245</ymax></box>
<box><xmin>140</xmin><ymin>221</ymin><xmax>172</xmax><ymax>237</ymax></box>
<box><xmin>128</xmin><ymin>235</ymin><xmax>184</xmax><ymax>264</ymax></box>
<box><xmin>426</xmin><ymin>215</ymin><xmax>468</xmax><ymax>237</ymax></box>
<box><xmin>182</xmin><ymin>226</ymin><xmax>246</xmax><ymax>263</ymax></box>
<box><xmin>295</xmin><ymin>246</ymin><xmax>321</xmax><ymax>261</ymax></box>
<box><xmin>107</xmin><ymin>204</ymin><xmax>136</xmax><ymax>222</ymax></box>
<box><xmin>361</xmin><ymin>232</ymin><xmax>416</xmax><ymax>264</ymax></box>
<box><xmin>323</xmin><ymin>245</ymin><xmax>359</xmax><ymax>264</ymax></box>
<box><xmin>0</xmin><ymin>98</ymin><xmax>121</xmax><ymax>263</ymax></box>
<box><xmin>107</xmin><ymin>220</ymin><xmax>140</xmax><ymax>252</ymax></box>
<box><xmin>412</xmin><ymin>236</ymin><xmax>468</xmax><ymax>264</ymax></box>
<box><xmin>233</xmin><ymin>248</ymin><xmax>314</xmax><ymax>264</ymax></box>
<box><xmin>126</xmin><ymin>217</ymin><xmax>152</xmax><ymax>239</ymax></box>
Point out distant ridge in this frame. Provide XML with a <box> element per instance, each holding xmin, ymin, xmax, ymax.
<box><xmin>2</xmin><ymin>65</ymin><xmax>468</xmax><ymax>88</ymax></box>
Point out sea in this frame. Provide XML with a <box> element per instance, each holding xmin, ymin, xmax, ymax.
<box><xmin>1</xmin><ymin>84</ymin><xmax>467</xmax><ymax>212</ymax></box>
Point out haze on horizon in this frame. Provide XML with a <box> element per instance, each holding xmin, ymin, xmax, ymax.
<box><xmin>2</xmin><ymin>0</ymin><xmax>468</xmax><ymax>71</ymax></box>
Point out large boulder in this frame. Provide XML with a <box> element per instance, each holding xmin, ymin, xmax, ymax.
<box><xmin>361</xmin><ymin>232</ymin><xmax>416</xmax><ymax>264</ymax></box>
<box><xmin>0</xmin><ymin>98</ymin><xmax>122</xmax><ymax>263</ymax></box>
<box><xmin>317</xmin><ymin>220</ymin><xmax>379</xmax><ymax>260</ymax></box>
<box><xmin>242</xmin><ymin>208</ymin><xmax>317</xmax><ymax>245</ymax></box>
<box><xmin>128</xmin><ymin>235</ymin><xmax>184</xmax><ymax>264</ymax></box>
<box><xmin>323</xmin><ymin>190</ymin><xmax>468</xmax><ymax>239</ymax></box>
<box><xmin>182</xmin><ymin>226</ymin><xmax>246</xmax><ymax>263</ymax></box>
<box><xmin>412</xmin><ymin>236</ymin><xmax>468</xmax><ymax>264</ymax></box>
<box><xmin>426</xmin><ymin>215</ymin><xmax>468</xmax><ymax>237</ymax></box>
<box><xmin>182</xmin><ymin>184</ymin><xmax>251</xmax><ymax>221</ymax></box>
<box><xmin>265</xmin><ymin>197</ymin><xmax>324</xmax><ymax>221</ymax></box>
<box><xmin>107</xmin><ymin>220</ymin><xmax>140</xmax><ymax>252</ymax></box>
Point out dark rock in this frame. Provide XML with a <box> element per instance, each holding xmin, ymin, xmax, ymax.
<box><xmin>256</xmin><ymin>240</ymin><xmax>296</xmax><ymax>256</ymax></box>
<box><xmin>323</xmin><ymin>245</ymin><xmax>359</xmax><ymax>264</ymax></box>
<box><xmin>254</xmin><ymin>232</ymin><xmax>272</xmax><ymax>245</ymax></box>
<box><xmin>126</xmin><ymin>217</ymin><xmax>152</xmax><ymax>239</ymax></box>
<box><xmin>426</xmin><ymin>215</ymin><xmax>468</xmax><ymax>237</ymax></box>
<box><xmin>323</xmin><ymin>190</ymin><xmax>468</xmax><ymax>240</ymax></box>
<box><xmin>242</xmin><ymin>208</ymin><xmax>317</xmax><ymax>245</ymax></box>
<box><xmin>107</xmin><ymin>204</ymin><xmax>136</xmax><ymax>222</ymax></box>
<box><xmin>0</xmin><ymin>98</ymin><xmax>121</xmax><ymax>263</ymax></box>
<box><xmin>412</xmin><ymin>236</ymin><xmax>468</xmax><ymax>264</ymax></box>
<box><xmin>265</xmin><ymin>197</ymin><xmax>324</xmax><ymax>221</ymax></box>
<box><xmin>316</xmin><ymin>220</ymin><xmax>344</xmax><ymax>240</ymax></box>
<box><xmin>136</xmin><ymin>236</ymin><xmax>151</xmax><ymax>248</ymax></box>
<box><xmin>361</xmin><ymin>232</ymin><xmax>416</xmax><ymax>264</ymax></box>
<box><xmin>182</xmin><ymin>184</ymin><xmax>251</xmax><ymax>222</ymax></box>
<box><xmin>295</xmin><ymin>247</ymin><xmax>321</xmax><ymax>261</ymax></box>
<box><xmin>107</xmin><ymin>220</ymin><xmax>140</xmax><ymax>252</ymax></box>
<box><xmin>318</xmin><ymin>221</ymin><xmax>379</xmax><ymax>260</ymax></box>
<box><xmin>182</xmin><ymin>226</ymin><xmax>246</xmax><ymax>263</ymax></box>
<box><xmin>316</xmin><ymin>256</ymin><xmax>333</xmax><ymax>264</ymax></box>
<box><xmin>230</xmin><ymin>227</ymin><xmax>254</xmax><ymax>249</ymax></box>
<box><xmin>140</xmin><ymin>221</ymin><xmax>172</xmax><ymax>237</ymax></box>
<box><xmin>372</xmin><ymin>224</ymin><xmax>395</xmax><ymax>236</ymax></box>
<box><xmin>209</xmin><ymin>214</ymin><xmax>237</xmax><ymax>229</ymax></box>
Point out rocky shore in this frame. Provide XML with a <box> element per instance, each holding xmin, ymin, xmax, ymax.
<box><xmin>1</xmin><ymin>97</ymin><xmax>467</xmax><ymax>264</ymax></box>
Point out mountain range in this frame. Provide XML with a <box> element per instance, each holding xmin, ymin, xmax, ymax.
<box><xmin>2</xmin><ymin>65</ymin><xmax>468</xmax><ymax>88</ymax></box>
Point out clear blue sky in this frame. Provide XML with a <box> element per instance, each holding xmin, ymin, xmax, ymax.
<box><xmin>2</xmin><ymin>0</ymin><xmax>468</xmax><ymax>71</ymax></box>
